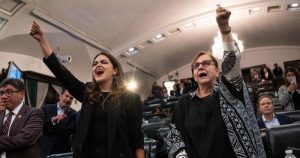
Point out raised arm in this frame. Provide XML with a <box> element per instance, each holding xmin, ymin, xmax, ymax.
<box><xmin>30</xmin><ymin>22</ymin><xmax>85</xmax><ymax>102</ymax></box>
<box><xmin>216</xmin><ymin>6</ymin><xmax>243</xmax><ymax>92</ymax></box>
<box><xmin>30</xmin><ymin>21</ymin><xmax>53</xmax><ymax>58</ymax></box>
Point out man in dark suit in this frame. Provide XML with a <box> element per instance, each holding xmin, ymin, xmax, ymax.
<box><xmin>41</xmin><ymin>89</ymin><xmax>76</xmax><ymax>158</ymax></box>
<box><xmin>0</xmin><ymin>78</ymin><xmax>44</xmax><ymax>158</ymax></box>
<box><xmin>257</xmin><ymin>95</ymin><xmax>294</xmax><ymax>129</ymax></box>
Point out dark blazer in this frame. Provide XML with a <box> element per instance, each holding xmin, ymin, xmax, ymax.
<box><xmin>257</xmin><ymin>114</ymin><xmax>294</xmax><ymax>129</ymax></box>
<box><xmin>0</xmin><ymin>104</ymin><xmax>44</xmax><ymax>158</ymax></box>
<box><xmin>44</xmin><ymin>53</ymin><xmax>144</xmax><ymax>158</ymax></box>
<box><xmin>41</xmin><ymin>104</ymin><xmax>76</xmax><ymax>157</ymax></box>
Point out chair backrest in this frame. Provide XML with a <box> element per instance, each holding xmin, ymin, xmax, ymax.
<box><xmin>260</xmin><ymin>129</ymin><xmax>271</xmax><ymax>158</ymax></box>
<box><xmin>47</xmin><ymin>152</ymin><xmax>73</xmax><ymax>158</ymax></box>
<box><xmin>144</xmin><ymin>138</ymin><xmax>158</xmax><ymax>158</ymax></box>
<box><xmin>266</xmin><ymin>123</ymin><xmax>300</xmax><ymax>158</ymax></box>
<box><xmin>155</xmin><ymin>127</ymin><xmax>170</xmax><ymax>155</ymax></box>
<box><xmin>142</xmin><ymin>121</ymin><xmax>166</xmax><ymax>139</ymax></box>
<box><xmin>276</xmin><ymin>110</ymin><xmax>300</xmax><ymax>122</ymax></box>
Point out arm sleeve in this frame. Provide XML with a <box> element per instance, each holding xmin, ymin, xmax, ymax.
<box><xmin>50</xmin><ymin>110</ymin><xmax>77</xmax><ymax>135</ymax></box>
<box><xmin>41</xmin><ymin>105</ymin><xmax>54</xmax><ymax>133</ymax></box>
<box><xmin>166</xmin><ymin>124</ymin><xmax>187</xmax><ymax>158</ymax></box>
<box><xmin>166</xmin><ymin>98</ymin><xmax>188</xmax><ymax>158</ymax></box>
<box><xmin>221</xmin><ymin>41</ymin><xmax>243</xmax><ymax>92</ymax></box>
<box><xmin>127</xmin><ymin>93</ymin><xmax>144</xmax><ymax>150</ymax></box>
<box><xmin>278</xmin><ymin>86</ymin><xmax>291</xmax><ymax>109</ymax></box>
<box><xmin>43</xmin><ymin>53</ymin><xmax>85</xmax><ymax>102</ymax></box>
<box><xmin>0</xmin><ymin>109</ymin><xmax>44</xmax><ymax>151</ymax></box>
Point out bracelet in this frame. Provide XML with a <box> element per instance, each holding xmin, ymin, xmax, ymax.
<box><xmin>220</xmin><ymin>26</ymin><xmax>231</xmax><ymax>35</ymax></box>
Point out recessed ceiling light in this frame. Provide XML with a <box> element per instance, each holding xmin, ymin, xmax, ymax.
<box><xmin>128</xmin><ymin>47</ymin><xmax>136</xmax><ymax>52</ymax></box>
<box><xmin>124</xmin><ymin>47</ymin><xmax>138</xmax><ymax>56</ymax></box>
<box><xmin>167</xmin><ymin>28</ymin><xmax>181</xmax><ymax>35</ymax></box>
<box><xmin>155</xmin><ymin>34</ymin><xmax>163</xmax><ymax>39</ymax></box>
<box><xmin>153</xmin><ymin>34</ymin><xmax>166</xmax><ymax>41</ymax></box>
<box><xmin>184</xmin><ymin>23</ymin><xmax>195</xmax><ymax>29</ymax></box>
<box><xmin>249</xmin><ymin>7</ymin><xmax>264</xmax><ymax>15</ymax></box>
<box><xmin>287</xmin><ymin>3</ymin><xmax>300</xmax><ymax>11</ymax></box>
<box><xmin>267</xmin><ymin>5</ymin><xmax>283</xmax><ymax>12</ymax></box>
<box><xmin>291</xmin><ymin>3</ymin><xmax>299</xmax><ymax>7</ymax></box>
<box><xmin>252</xmin><ymin>7</ymin><xmax>262</xmax><ymax>12</ymax></box>
<box><xmin>138</xmin><ymin>40</ymin><xmax>153</xmax><ymax>48</ymax></box>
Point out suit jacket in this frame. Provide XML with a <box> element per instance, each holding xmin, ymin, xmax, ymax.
<box><xmin>0</xmin><ymin>104</ymin><xmax>44</xmax><ymax>158</ymax></box>
<box><xmin>44</xmin><ymin>53</ymin><xmax>144</xmax><ymax>158</ymax></box>
<box><xmin>41</xmin><ymin>104</ymin><xmax>76</xmax><ymax>157</ymax></box>
<box><xmin>257</xmin><ymin>114</ymin><xmax>294</xmax><ymax>129</ymax></box>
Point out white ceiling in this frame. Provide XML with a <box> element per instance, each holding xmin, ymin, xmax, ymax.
<box><xmin>1</xmin><ymin>0</ymin><xmax>300</xmax><ymax>81</ymax></box>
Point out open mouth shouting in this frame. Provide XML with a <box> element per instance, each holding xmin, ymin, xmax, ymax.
<box><xmin>95</xmin><ymin>68</ymin><xmax>104</xmax><ymax>76</ymax></box>
<box><xmin>198</xmin><ymin>72</ymin><xmax>208</xmax><ymax>79</ymax></box>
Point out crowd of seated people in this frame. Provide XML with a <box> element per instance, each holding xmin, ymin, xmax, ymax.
<box><xmin>250</xmin><ymin>63</ymin><xmax>300</xmax><ymax>112</ymax></box>
<box><xmin>251</xmin><ymin>63</ymin><xmax>281</xmax><ymax>85</ymax></box>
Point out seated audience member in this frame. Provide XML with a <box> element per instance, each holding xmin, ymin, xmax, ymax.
<box><xmin>162</xmin><ymin>84</ymin><xmax>169</xmax><ymax>98</ymax></box>
<box><xmin>0</xmin><ymin>78</ymin><xmax>44</xmax><ymax>158</ymax></box>
<box><xmin>41</xmin><ymin>89</ymin><xmax>76</xmax><ymax>158</ymax></box>
<box><xmin>0</xmin><ymin>68</ymin><xmax>7</xmax><ymax>83</ymax></box>
<box><xmin>173</xmin><ymin>83</ymin><xmax>180</xmax><ymax>97</ymax></box>
<box><xmin>153</xmin><ymin>106</ymin><xmax>167</xmax><ymax>119</ymax></box>
<box><xmin>272</xmin><ymin>63</ymin><xmax>283</xmax><ymax>81</ymax></box>
<box><xmin>252</xmin><ymin>69</ymin><xmax>262</xmax><ymax>83</ymax></box>
<box><xmin>151</xmin><ymin>81</ymin><xmax>163</xmax><ymax>99</ymax></box>
<box><xmin>278</xmin><ymin>67</ymin><xmax>300</xmax><ymax>111</ymax></box>
<box><xmin>261</xmin><ymin>67</ymin><xmax>274</xmax><ymax>83</ymax></box>
<box><xmin>257</xmin><ymin>95</ymin><xmax>294</xmax><ymax>129</ymax></box>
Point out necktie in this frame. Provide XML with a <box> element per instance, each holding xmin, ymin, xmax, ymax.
<box><xmin>2</xmin><ymin>112</ymin><xmax>14</xmax><ymax>136</ymax></box>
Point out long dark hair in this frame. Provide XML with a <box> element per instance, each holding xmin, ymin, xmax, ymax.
<box><xmin>284</xmin><ymin>67</ymin><xmax>300</xmax><ymax>87</ymax></box>
<box><xmin>85</xmin><ymin>52</ymin><xmax>127</xmax><ymax>107</ymax></box>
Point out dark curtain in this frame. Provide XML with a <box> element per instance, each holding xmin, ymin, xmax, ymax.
<box><xmin>24</xmin><ymin>78</ymin><xmax>37</xmax><ymax>107</ymax></box>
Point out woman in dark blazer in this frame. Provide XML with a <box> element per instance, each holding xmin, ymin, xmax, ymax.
<box><xmin>30</xmin><ymin>22</ymin><xmax>144</xmax><ymax>158</ymax></box>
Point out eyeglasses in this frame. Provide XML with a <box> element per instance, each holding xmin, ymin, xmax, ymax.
<box><xmin>192</xmin><ymin>60</ymin><xmax>215</xmax><ymax>70</ymax></box>
<box><xmin>0</xmin><ymin>90</ymin><xmax>20</xmax><ymax>97</ymax></box>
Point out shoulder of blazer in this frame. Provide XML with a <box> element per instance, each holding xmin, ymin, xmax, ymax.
<box><xmin>42</xmin><ymin>104</ymin><xmax>57</xmax><ymax>109</ymax></box>
<box><xmin>275</xmin><ymin>114</ymin><xmax>292</xmax><ymax>123</ymax></box>
<box><xmin>18</xmin><ymin>104</ymin><xmax>43</xmax><ymax>116</ymax></box>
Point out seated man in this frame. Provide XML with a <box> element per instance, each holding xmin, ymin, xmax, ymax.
<box><xmin>257</xmin><ymin>95</ymin><xmax>294</xmax><ymax>129</ymax></box>
<box><xmin>0</xmin><ymin>78</ymin><xmax>44</xmax><ymax>158</ymax></box>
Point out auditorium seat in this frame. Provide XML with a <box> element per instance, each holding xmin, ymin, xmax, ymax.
<box><xmin>260</xmin><ymin>129</ymin><xmax>271</xmax><ymax>158</ymax></box>
<box><xmin>142</xmin><ymin>121</ymin><xmax>167</xmax><ymax>139</ymax></box>
<box><xmin>155</xmin><ymin>127</ymin><xmax>170</xmax><ymax>157</ymax></box>
<box><xmin>266</xmin><ymin>123</ymin><xmax>300</xmax><ymax>158</ymax></box>
<box><xmin>276</xmin><ymin>110</ymin><xmax>300</xmax><ymax>122</ymax></box>
<box><xmin>47</xmin><ymin>152</ymin><xmax>73</xmax><ymax>158</ymax></box>
<box><xmin>144</xmin><ymin>138</ymin><xmax>158</xmax><ymax>158</ymax></box>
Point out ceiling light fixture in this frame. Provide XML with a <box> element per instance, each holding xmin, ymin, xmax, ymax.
<box><xmin>124</xmin><ymin>47</ymin><xmax>138</xmax><ymax>56</ymax></box>
<box><xmin>267</xmin><ymin>5</ymin><xmax>283</xmax><ymax>12</ymax></box>
<box><xmin>155</xmin><ymin>34</ymin><xmax>163</xmax><ymax>39</ymax></box>
<box><xmin>211</xmin><ymin>32</ymin><xmax>244</xmax><ymax>60</ymax></box>
<box><xmin>287</xmin><ymin>3</ymin><xmax>300</xmax><ymax>11</ymax></box>
<box><xmin>183</xmin><ymin>22</ymin><xmax>195</xmax><ymax>29</ymax></box>
<box><xmin>153</xmin><ymin>34</ymin><xmax>166</xmax><ymax>41</ymax></box>
<box><xmin>128</xmin><ymin>47</ymin><xmax>136</xmax><ymax>52</ymax></box>
<box><xmin>249</xmin><ymin>7</ymin><xmax>264</xmax><ymax>15</ymax></box>
<box><xmin>291</xmin><ymin>3</ymin><xmax>299</xmax><ymax>7</ymax></box>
